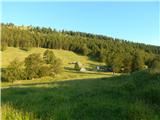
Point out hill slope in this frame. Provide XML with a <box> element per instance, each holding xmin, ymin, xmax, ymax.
<box><xmin>2</xmin><ymin>23</ymin><xmax>160</xmax><ymax>73</ymax></box>
<box><xmin>1</xmin><ymin>47</ymin><xmax>104</xmax><ymax>68</ymax></box>
<box><xmin>1</xmin><ymin>47</ymin><xmax>113</xmax><ymax>87</ymax></box>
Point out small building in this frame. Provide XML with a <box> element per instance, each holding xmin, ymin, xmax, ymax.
<box><xmin>144</xmin><ymin>65</ymin><xmax>148</xmax><ymax>69</ymax></box>
<box><xmin>74</xmin><ymin>62</ymin><xmax>83</xmax><ymax>70</ymax></box>
<box><xmin>69</xmin><ymin>61</ymin><xmax>87</xmax><ymax>72</ymax></box>
<box><xmin>96</xmin><ymin>66</ymin><xmax>100</xmax><ymax>70</ymax></box>
<box><xmin>80</xmin><ymin>68</ymin><xmax>87</xmax><ymax>72</ymax></box>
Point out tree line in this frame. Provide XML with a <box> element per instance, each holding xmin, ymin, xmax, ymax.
<box><xmin>1</xmin><ymin>23</ymin><xmax>160</xmax><ymax>73</ymax></box>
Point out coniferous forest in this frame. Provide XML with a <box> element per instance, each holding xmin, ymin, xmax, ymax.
<box><xmin>1</xmin><ymin>23</ymin><xmax>160</xmax><ymax>73</ymax></box>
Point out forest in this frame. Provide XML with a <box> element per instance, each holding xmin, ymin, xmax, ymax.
<box><xmin>1</xmin><ymin>23</ymin><xmax>160</xmax><ymax>74</ymax></box>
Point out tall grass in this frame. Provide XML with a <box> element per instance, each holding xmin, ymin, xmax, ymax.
<box><xmin>2</xmin><ymin>103</ymin><xmax>37</xmax><ymax>120</ymax></box>
<box><xmin>1</xmin><ymin>69</ymin><xmax>160</xmax><ymax>120</ymax></box>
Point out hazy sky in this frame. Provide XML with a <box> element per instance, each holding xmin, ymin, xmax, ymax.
<box><xmin>2</xmin><ymin>1</ymin><xmax>160</xmax><ymax>46</ymax></box>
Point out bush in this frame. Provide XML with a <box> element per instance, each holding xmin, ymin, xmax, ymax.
<box><xmin>2</xmin><ymin>59</ymin><xmax>23</xmax><ymax>82</ymax></box>
<box><xmin>151</xmin><ymin>60</ymin><xmax>160</xmax><ymax>73</ymax></box>
<box><xmin>25</xmin><ymin>53</ymin><xmax>43</xmax><ymax>79</ymax></box>
<box><xmin>39</xmin><ymin>65</ymin><xmax>53</xmax><ymax>77</ymax></box>
<box><xmin>0</xmin><ymin>44</ymin><xmax>7</xmax><ymax>51</ymax></box>
<box><xmin>43</xmin><ymin>50</ymin><xmax>56</xmax><ymax>64</ymax></box>
<box><xmin>50</xmin><ymin>58</ymin><xmax>63</xmax><ymax>74</ymax></box>
<box><xmin>2</xmin><ymin>52</ymin><xmax>64</xmax><ymax>82</ymax></box>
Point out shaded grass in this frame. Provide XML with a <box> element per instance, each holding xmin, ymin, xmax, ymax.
<box><xmin>1</xmin><ymin>70</ymin><xmax>115</xmax><ymax>87</ymax></box>
<box><xmin>1</xmin><ymin>70</ymin><xmax>160</xmax><ymax>120</ymax></box>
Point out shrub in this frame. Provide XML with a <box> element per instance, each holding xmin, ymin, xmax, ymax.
<box><xmin>43</xmin><ymin>50</ymin><xmax>56</xmax><ymax>64</ymax></box>
<box><xmin>1</xmin><ymin>58</ymin><xmax>23</xmax><ymax>82</ymax></box>
<box><xmin>0</xmin><ymin>43</ymin><xmax>7</xmax><ymax>51</ymax></box>
<box><xmin>39</xmin><ymin>65</ymin><xmax>52</xmax><ymax>77</ymax></box>
<box><xmin>50</xmin><ymin>58</ymin><xmax>63</xmax><ymax>74</ymax></box>
<box><xmin>25</xmin><ymin>53</ymin><xmax>43</xmax><ymax>79</ymax></box>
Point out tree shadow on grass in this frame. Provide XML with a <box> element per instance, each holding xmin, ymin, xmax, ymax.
<box><xmin>64</xmin><ymin>66</ymin><xmax>114</xmax><ymax>76</ymax></box>
<box><xmin>88</xmin><ymin>55</ymin><xmax>99</xmax><ymax>62</ymax></box>
<box><xmin>64</xmin><ymin>66</ymin><xmax>75</xmax><ymax>71</ymax></box>
<box><xmin>2</xmin><ymin>75</ymin><xmax>159</xmax><ymax>120</ymax></box>
<box><xmin>1</xmin><ymin>77</ymin><xmax>127</xmax><ymax>120</ymax></box>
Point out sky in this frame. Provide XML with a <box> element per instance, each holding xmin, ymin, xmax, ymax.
<box><xmin>1</xmin><ymin>1</ymin><xmax>160</xmax><ymax>46</ymax></box>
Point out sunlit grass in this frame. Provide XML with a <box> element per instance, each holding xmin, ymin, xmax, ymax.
<box><xmin>1</xmin><ymin>47</ymin><xmax>104</xmax><ymax>68</ymax></box>
<box><xmin>1</xmin><ymin>70</ymin><xmax>115</xmax><ymax>87</ymax></box>
<box><xmin>2</xmin><ymin>47</ymin><xmax>159</xmax><ymax>120</ymax></box>
<box><xmin>2</xmin><ymin>103</ymin><xmax>37</xmax><ymax>120</ymax></box>
<box><xmin>1</xmin><ymin>47</ymin><xmax>110</xmax><ymax>88</ymax></box>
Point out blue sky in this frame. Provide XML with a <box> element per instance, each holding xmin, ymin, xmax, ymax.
<box><xmin>2</xmin><ymin>1</ymin><xmax>160</xmax><ymax>46</ymax></box>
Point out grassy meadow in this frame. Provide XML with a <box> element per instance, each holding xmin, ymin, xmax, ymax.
<box><xmin>1</xmin><ymin>47</ymin><xmax>112</xmax><ymax>87</ymax></box>
<box><xmin>1</xmin><ymin>47</ymin><xmax>104</xmax><ymax>68</ymax></box>
<box><xmin>1</xmin><ymin>70</ymin><xmax>160</xmax><ymax>120</ymax></box>
<box><xmin>1</xmin><ymin>47</ymin><xmax>160</xmax><ymax>120</ymax></box>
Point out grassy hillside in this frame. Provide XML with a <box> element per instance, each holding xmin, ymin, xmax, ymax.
<box><xmin>1</xmin><ymin>47</ymin><xmax>113</xmax><ymax>87</ymax></box>
<box><xmin>2</xmin><ymin>47</ymin><xmax>160</xmax><ymax>120</ymax></box>
<box><xmin>1</xmin><ymin>47</ymin><xmax>104</xmax><ymax>68</ymax></box>
<box><xmin>2</xmin><ymin>69</ymin><xmax>160</xmax><ymax>120</ymax></box>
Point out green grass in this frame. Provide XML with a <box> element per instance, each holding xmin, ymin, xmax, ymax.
<box><xmin>1</xmin><ymin>47</ymin><xmax>113</xmax><ymax>87</ymax></box>
<box><xmin>2</xmin><ymin>104</ymin><xmax>36</xmax><ymax>120</ymax></box>
<box><xmin>1</xmin><ymin>71</ymin><xmax>115</xmax><ymax>87</ymax></box>
<box><xmin>1</xmin><ymin>47</ymin><xmax>160</xmax><ymax>119</ymax></box>
<box><xmin>1</xmin><ymin>47</ymin><xmax>104</xmax><ymax>68</ymax></box>
<box><xmin>1</xmin><ymin>69</ymin><xmax>160</xmax><ymax>120</ymax></box>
